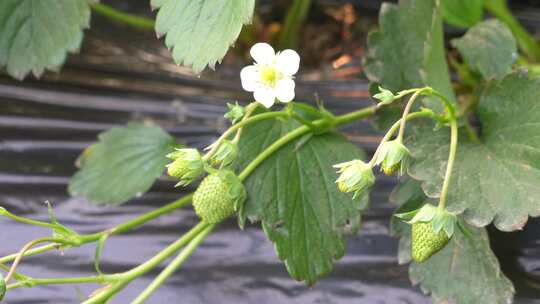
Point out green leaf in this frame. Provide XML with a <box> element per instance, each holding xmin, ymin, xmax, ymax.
<box><xmin>69</xmin><ymin>123</ymin><xmax>176</xmax><ymax>205</ymax></box>
<box><xmin>152</xmin><ymin>0</ymin><xmax>255</xmax><ymax>73</ymax></box>
<box><xmin>237</xmin><ymin>115</ymin><xmax>368</xmax><ymax>284</ymax></box>
<box><xmin>452</xmin><ymin>19</ymin><xmax>517</xmax><ymax>80</ymax></box>
<box><xmin>408</xmin><ymin>73</ymin><xmax>540</xmax><ymax>231</ymax></box>
<box><xmin>364</xmin><ymin>0</ymin><xmax>455</xmax><ymax>111</ymax></box>
<box><xmin>0</xmin><ymin>0</ymin><xmax>91</xmax><ymax>80</ymax></box>
<box><xmin>392</xmin><ymin>179</ymin><xmax>514</xmax><ymax>304</ymax></box>
<box><xmin>441</xmin><ymin>0</ymin><xmax>484</xmax><ymax>28</ymax></box>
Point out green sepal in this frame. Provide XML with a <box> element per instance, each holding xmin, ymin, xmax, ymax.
<box><xmin>224</xmin><ymin>102</ymin><xmax>246</xmax><ymax>124</ymax></box>
<box><xmin>47</xmin><ymin>201</ymin><xmax>82</xmax><ymax>246</ymax></box>
<box><xmin>210</xmin><ymin>140</ymin><xmax>238</xmax><ymax>169</ymax></box>
<box><xmin>397</xmin><ymin>203</ymin><xmax>458</xmax><ymax>238</ymax></box>
<box><xmin>373</xmin><ymin>86</ymin><xmax>397</xmax><ymax>105</ymax></box>
<box><xmin>334</xmin><ymin>159</ymin><xmax>375</xmax><ymax>199</ymax></box>
<box><xmin>167</xmin><ymin>148</ymin><xmax>205</xmax><ymax>187</ymax></box>
<box><xmin>94</xmin><ymin>233</ymin><xmax>110</xmax><ymax>275</ymax></box>
<box><xmin>408</xmin><ymin>204</ymin><xmax>438</xmax><ymax>223</ymax></box>
<box><xmin>375</xmin><ymin>139</ymin><xmax>411</xmax><ymax>176</ymax></box>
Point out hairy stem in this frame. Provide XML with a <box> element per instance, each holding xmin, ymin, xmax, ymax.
<box><xmin>203</xmin><ymin>110</ymin><xmax>288</xmax><ymax>161</ymax></box>
<box><xmin>439</xmin><ymin>118</ymin><xmax>458</xmax><ymax>210</ymax></box>
<box><xmin>368</xmin><ymin>110</ymin><xmax>439</xmax><ymax>167</ymax></box>
<box><xmin>0</xmin><ymin>195</ymin><xmax>193</xmax><ymax>266</ymax></box>
<box><xmin>131</xmin><ymin>225</ymin><xmax>214</xmax><ymax>304</ymax></box>
<box><xmin>5</xmin><ymin>237</ymin><xmax>67</xmax><ymax>284</ymax></box>
<box><xmin>0</xmin><ymin>208</ymin><xmax>57</xmax><ymax>229</ymax></box>
<box><xmin>82</xmin><ymin>222</ymin><xmax>212</xmax><ymax>304</ymax></box>
<box><xmin>8</xmin><ymin>275</ymin><xmax>107</xmax><ymax>290</ymax></box>
<box><xmin>397</xmin><ymin>90</ymin><xmax>424</xmax><ymax>141</ymax></box>
<box><xmin>239</xmin><ymin>106</ymin><xmax>377</xmax><ymax>181</ymax></box>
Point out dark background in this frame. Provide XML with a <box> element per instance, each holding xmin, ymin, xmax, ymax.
<box><xmin>0</xmin><ymin>1</ymin><xmax>539</xmax><ymax>303</ymax></box>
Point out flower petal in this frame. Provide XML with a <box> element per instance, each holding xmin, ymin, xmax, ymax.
<box><xmin>240</xmin><ymin>65</ymin><xmax>259</xmax><ymax>92</ymax></box>
<box><xmin>250</xmin><ymin>43</ymin><xmax>275</xmax><ymax>65</ymax></box>
<box><xmin>275</xmin><ymin>49</ymin><xmax>300</xmax><ymax>76</ymax></box>
<box><xmin>275</xmin><ymin>78</ymin><xmax>295</xmax><ymax>103</ymax></box>
<box><xmin>254</xmin><ymin>86</ymin><xmax>276</xmax><ymax>108</ymax></box>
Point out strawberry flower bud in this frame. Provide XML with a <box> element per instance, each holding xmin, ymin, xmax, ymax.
<box><xmin>210</xmin><ymin>140</ymin><xmax>238</xmax><ymax>168</ymax></box>
<box><xmin>334</xmin><ymin>159</ymin><xmax>375</xmax><ymax>199</ymax></box>
<box><xmin>376</xmin><ymin>139</ymin><xmax>411</xmax><ymax>176</ymax></box>
<box><xmin>373</xmin><ymin>86</ymin><xmax>397</xmax><ymax>105</ymax></box>
<box><xmin>224</xmin><ymin>102</ymin><xmax>245</xmax><ymax>124</ymax></box>
<box><xmin>166</xmin><ymin>148</ymin><xmax>204</xmax><ymax>187</ymax></box>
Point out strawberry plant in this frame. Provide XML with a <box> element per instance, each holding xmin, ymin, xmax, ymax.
<box><xmin>0</xmin><ymin>0</ymin><xmax>539</xmax><ymax>303</ymax></box>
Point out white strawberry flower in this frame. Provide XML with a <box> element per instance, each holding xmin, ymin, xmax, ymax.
<box><xmin>240</xmin><ymin>43</ymin><xmax>300</xmax><ymax>108</ymax></box>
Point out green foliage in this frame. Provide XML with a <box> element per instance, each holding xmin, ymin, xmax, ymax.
<box><xmin>441</xmin><ymin>0</ymin><xmax>484</xmax><ymax>28</ymax></box>
<box><xmin>69</xmin><ymin>123</ymin><xmax>176</xmax><ymax>205</ymax></box>
<box><xmin>363</xmin><ymin>0</ymin><xmax>455</xmax><ymax>111</ymax></box>
<box><xmin>408</xmin><ymin>74</ymin><xmax>540</xmax><ymax>231</ymax></box>
<box><xmin>152</xmin><ymin>0</ymin><xmax>255</xmax><ymax>73</ymax></box>
<box><xmin>237</xmin><ymin>115</ymin><xmax>368</xmax><ymax>284</ymax></box>
<box><xmin>0</xmin><ymin>0</ymin><xmax>92</xmax><ymax>80</ymax></box>
<box><xmin>452</xmin><ymin>19</ymin><xmax>517</xmax><ymax>79</ymax></box>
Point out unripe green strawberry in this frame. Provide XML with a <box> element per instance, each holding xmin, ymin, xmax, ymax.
<box><xmin>412</xmin><ymin>221</ymin><xmax>450</xmax><ymax>263</ymax></box>
<box><xmin>192</xmin><ymin>170</ymin><xmax>246</xmax><ymax>223</ymax></box>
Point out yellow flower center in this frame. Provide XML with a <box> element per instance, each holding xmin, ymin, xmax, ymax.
<box><xmin>259</xmin><ymin>66</ymin><xmax>278</xmax><ymax>87</ymax></box>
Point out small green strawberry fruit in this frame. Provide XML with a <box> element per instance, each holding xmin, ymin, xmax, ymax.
<box><xmin>412</xmin><ymin>221</ymin><xmax>450</xmax><ymax>263</ymax></box>
<box><xmin>192</xmin><ymin>170</ymin><xmax>246</xmax><ymax>223</ymax></box>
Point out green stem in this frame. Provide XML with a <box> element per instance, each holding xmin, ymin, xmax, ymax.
<box><xmin>8</xmin><ymin>275</ymin><xmax>107</xmax><ymax>290</ymax></box>
<box><xmin>4</xmin><ymin>237</ymin><xmax>67</xmax><ymax>284</ymax></box>
<box><xmin>90</xmin><ymin>3</ymin><xmax>155</xmax><ymax>31</ymax></box>
<box><xmin>484</xmin><ymin>0</ymin><xmax>540</xmax><ymax>62</ymax></box>
<box><xmin>438</xmin><ymin>118</ymin><xmax>459</xmax><ymax>210</ymax></box>
<box><xmin>239</xmin><ymin>106</ymin><xmax>377</xmax><ymax>181</ymax></box>
<box><xmin>0</xmin><ymin>207</ymin><xmax>57</xmax><ymax>229</ymax></box>
<box><xmin>131</xmin><ymin>225</ymin><xmax>214</xmax><ymax>304</ymax></box>
<box><xmin>397</xmin><ymin>90</ymin><xmax>424</xmax><ymax>141</ymax></box>
<box><xmin>232</xmin><ymin>103</ymin><xmax>259</xmax><ymax>144</ymax></box>
<box><xmin>203</xmin><ymin>111</ymin><xmax>289</xmax><ymax>161</ymax></box>
<box><xmin>82</xmin><ymin>222</ymin><xmax>212</xmax><ymax>304</ymax></box>
<box><xmin>368</xmin><ymin>110</ymin><xmax>438</xmax><ymax>167</ymax></box>
<box><xmin>0</xmin><ymin>195</ymin><xmax>193</xmax><ymax>265</ymax></box>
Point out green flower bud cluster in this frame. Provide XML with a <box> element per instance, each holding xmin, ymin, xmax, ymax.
<box><xmin>166</xmin><ymin>148</ymin><xmax>205</xmax><ymax>187</ymax></box>
<box><xmin>334</xmin><ymin>160</ymin><xmax>375</xmax><ymax>199</ymax></box>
